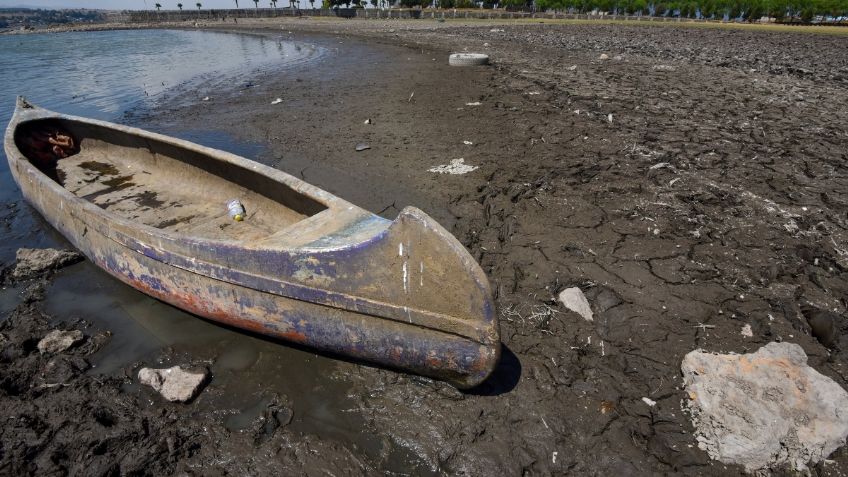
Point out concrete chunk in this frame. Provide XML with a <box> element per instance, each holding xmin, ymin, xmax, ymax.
<box><xmin>682</xmin><ymin>342</ymin><xmax>848</xmax><ymax>472</ymax></box>
<box><xmin>138</xmin><ymin>366</ymin><xmax>209</xmax><ymax>403</ymax></box>
<box><xmin>12</xmin><ymin>248</ymin><xmax>83</xmax><ymax>280</ymax></box>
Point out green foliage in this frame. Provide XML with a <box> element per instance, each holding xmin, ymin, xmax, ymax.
<box><xmin>533</xmin><ymin>0</ymin><xmax>848</xmax><ymax>20</ymax></box>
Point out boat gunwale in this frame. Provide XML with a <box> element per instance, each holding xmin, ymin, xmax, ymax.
<box><xmin>4</xmin><ymin>99</ymin><xmax>390</xmax><ymax>254</ymax></box>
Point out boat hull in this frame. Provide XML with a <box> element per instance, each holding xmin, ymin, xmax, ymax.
<box><xmin>5</xmin><ymin>101</ymin><xmax>500</xmax><ymax>389</ymax></box>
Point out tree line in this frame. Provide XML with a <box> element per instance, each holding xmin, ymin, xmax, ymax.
<box><xmin>530</xmin><ymin>0</ymin><xmax>848</xmax><ymax>21</ymax></box>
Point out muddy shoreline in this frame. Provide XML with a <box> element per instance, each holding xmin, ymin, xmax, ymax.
<box><xmin>3</xmin><ymin>19</ymin><xmax>848</xmax><ymax>475</ymax></box>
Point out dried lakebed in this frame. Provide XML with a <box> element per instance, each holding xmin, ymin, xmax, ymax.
<box><xmin>2</xmin><ymin>20</ymin><xmax>848</xmax><ymax>475</ymax></box>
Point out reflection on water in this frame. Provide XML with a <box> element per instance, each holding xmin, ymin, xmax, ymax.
<box><xmin>0</xmin><ymin>29</ymin><xmax>319</xmax><ymax>121</ymax></box>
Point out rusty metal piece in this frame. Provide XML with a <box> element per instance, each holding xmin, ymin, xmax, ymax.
<box><xmin>4</xmin><ymin>97</ymin><xmax>501</xmax><ymax>389</ymax></box>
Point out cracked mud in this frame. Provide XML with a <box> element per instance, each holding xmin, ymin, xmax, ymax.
<box><xmin>2</xmin><ymin>19</ymin><xmax>847</xmax><ymax>475</ymax></box>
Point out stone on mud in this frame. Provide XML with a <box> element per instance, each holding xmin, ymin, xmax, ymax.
<box><xmin>681</xmin><ymin>342</ymin><xmax>848</xmax><ymax>472</ymax></box>
<box><xmin>12</xmin><ymin>247</ymin><xmax>83</xmax><ymax>280</ymax></box>
<box><xmin>558</xmin><ymin>287</ymin><xmax>594</xmax><ymax>322</ymax></box>
<box><xmin>38</xmin><ymin>329</ymin><xmax>84</xmax><ymax>354</ymax></box>
<box><xmin>138</xmin><ymin>366</ymin><xmax>209</xmax><ymax>403</ymax></box>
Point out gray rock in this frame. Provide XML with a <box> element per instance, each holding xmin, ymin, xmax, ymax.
<box><xmin>681</xmin><ymin>342</ymin><xmax>848</xmax><ymax>472</ymax></box>
<box><xmin>558</xmin><ymin>287</ymin><xmax>594</xmax><ymax>322</ymax></box>
<box><xmin>37</xmin><ymin>329</ymin><xmax>84</xmax><ymax>354</ymax></box>
<box><xmin>138</xmin><ymin>366</ymin><xmax>209</xmax><ymax>403</ymax></box>
<box><xmin>12</xmin><ymin>248</ymin><xmax>83</xmax><ymax>280</ymax></box>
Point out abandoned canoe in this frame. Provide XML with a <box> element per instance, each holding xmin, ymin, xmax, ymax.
<box><xmin>4</xmin><ymin>98</ymin><xmax>499</xmax><ymax>389</ymax></box>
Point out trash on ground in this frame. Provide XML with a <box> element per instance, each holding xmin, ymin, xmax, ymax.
<box><xmin>449</xmin><ymin>53</ymin><xmax>489</xmax><ymax>67</ymax></box>
<box><xmin>682</xmin><ymin>342</ymin><xmax>848</xmax><ymax>472</ymax></box>
<box><xmin>201</xmin><ymin>96</ymin><xmax>210</xmax><ymax>101</ymax></box>
<box><xmin>466</xmin><ymin>102</ymin><xmax>482</xmax><ymax>106</ymax></box>
<box><xmin>138</xmin><ymin>365</ymin><xmax>209</xmax><ymax>403</ymax></box>
<box><xmin>364</xmin><ymin>118</ymin><xmax>372</xmax><ymax>124</ymax></box>
<box><xmin>568</xmin><ymin>65</ymin><xmax>577</xmax><ymax>70</ymax></box>
<box><xmin>558</xmin><ymin>287</ymin><xmax>594</xmax><ymax>322</ymax></box>
<box><xmin>226</xmin><ymin>199</ymin><xmax>246</xmax><ymax>222</ymax></box>
<box><xmin>270</xmin><ymin>98</ymin><xmax>283</xmax><ymax>105</ymax></box>
<box><xmin>12</xmin><ymin>248</ymin><xmax>83</xmax><ymax>281</ymax></box>
<box><xmin>490</xmin><ymin>28</ymin><xmax>505</xmax><ymax>32</ymax></box>
<box><xmin>740</xmin><ymin>324</ymin><xmax>753</xmax><ymax>337</ymax></box>
<box><xmin>38</xmin><ymin>329</ymin><xmax>84</xmax><ymax>354</ymax></box>
<box><xmin>653</xmin><ymin>64</ymin><xmax>676</xmax><ymax>71</ymax></box>
<box><xmin>428</xmin><ymin>158</ymin><xmax>478</xmax><ymax>175</ymax></box>
<box><xmin>642</xmin><ymin>397</ymin><xmax>656</xmax><ymax>407</ymax></box>
<box><xmin>355</xmin><ymin>143</ymin><xmax>371</xmax><ymax>152</ymax></box>
<box><xmin>463</xmin><ymin>140</ymin><xmax>473</xmax><ymax>145</ymax></box>
<box><xmin>599</xmin><ymin>53</ymin><xmax>610</xmax><ymax>60</ymax></box>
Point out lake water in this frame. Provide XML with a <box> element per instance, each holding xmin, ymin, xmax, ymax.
<box><xmin>0</xmin><ymin>28</ymin><xmax>429</xmax><ymax>472</ymax></box>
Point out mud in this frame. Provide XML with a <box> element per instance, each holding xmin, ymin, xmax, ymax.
<box><xmin>2</xmin><ymin>19</ymin><xmax>848</xmax><ymax>475</ymax></box>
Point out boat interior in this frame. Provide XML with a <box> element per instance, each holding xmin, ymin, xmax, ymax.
<box><xmin>15</xmin><ymin>118</ymin><xmax>328</xmax><ymax>242</ymax></box>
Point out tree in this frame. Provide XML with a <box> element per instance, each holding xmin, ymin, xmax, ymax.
<box><xmin>196</xmin><ymin>2</ymin><xmax>202</xmax><ymax>9</ymax></box>
<box><xmin>234</xmin><ymin>0</ymin><xmax>239</xmax><ymax>7</ymax></box>
<box><xmin>254</xmin><ymin>0</ymin><xmax>259</xmax><ymax>7</ymax></box>
<box><xmin>155</xmin><ymin>3</ymin><xmax>162</xmax><ymax>10</ymax></box>
<box><xmin>271</xmin><ymin>0</ymin><xmax>278</xmax><ymax>7</ymax></box>
<box><xmin>310</xmin><ymin>0</ymin><xmax>316</xmax><ymax>7</ymax></box>
<box><xmin>177</xmin><ymin>2</ymin><xmax>183</xmax><ymax>10</ymax></box>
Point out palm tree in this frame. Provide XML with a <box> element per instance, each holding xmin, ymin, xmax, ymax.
<box><xmin>155</xmin><ymin>2</ymin><xmax>162</xmax><ymax>10</ymax></box>
<box><xmin>177</xmin><ymin>2</ymin><xmax>183</xmax><ymax>10</ymax></box>
<box><xmin>234</xmin><ymin>0</ymin><xmax>239</xmax><ymax>7</ymax></box>
<box><xmin>309</xmin><ymin>0</ymin><xmax>315</xmax><ymax>8</ymax></box>
<box><xmin>271</xmin><ymin>0</ymin><xmax>277</xmax><ymax>7</ymax></box>
<box><xmin>254</xmin><ymin>0</ymin><xmax>259</xmax><ymax>7</ymax></box>
<box><xmin>196</xmin><ymin>2</ymin><xmax>201</xmax><ymax>10</ymax></box>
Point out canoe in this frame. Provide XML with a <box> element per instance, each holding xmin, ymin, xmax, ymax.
<box><xmin>4</xmin><ymin>98</ymin><xmax>500</xmax><ymax>389</ymax></box>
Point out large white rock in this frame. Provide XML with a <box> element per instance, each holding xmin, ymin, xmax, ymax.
<box><xmin>682</xmin><ymin>342</ymin><xmax>848</xmax><ymax>472</ymax></box>
<box><xmin>138</xmin><ymin>366</ymin><xmax>208</xmax><ymax>403</ymax></box>
<box><xmin>558</xmin><ymin>287</ymin><xmax>594</xmax><ymax>322</ymax></box>
<box><xmin>37</xmin><ymin>329</ymin><xmax>83</xmax><ymax>354</ymax></box>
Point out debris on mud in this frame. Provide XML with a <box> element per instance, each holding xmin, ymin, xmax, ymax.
<box><xmin>428</xmin><ymin>158</ymin><xmax>478</xmax><ymax>175</ymax></box>
<box><xmin>138</xmin><ymin>366</ymin><xmax>209</xmax><ymax>402</ymax></box>
<box><xmin>681</xmin><ymin>342</ymin><xmax>848</xmax><ymax>472</ymax></box>
<box><xmin>558</xmin><ymin>287</ymin><xmax>594</xmax><ymax>322</ymax></box>
<box><xmin>37</xmin><ymin>329</ymin><xmax>84</xmax><ymax>354</ymax></box>
<box><xmin>355</xmin><ymin>142</ymin><xmax>370</xmax><ymax>152</ymax></box>
<box><xmin>9</xmin><ymin>247</ymin><xmax>83</xmax><ymax>281</ymax></box>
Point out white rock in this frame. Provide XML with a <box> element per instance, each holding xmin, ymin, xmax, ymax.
<box><xmin>138</xmin><ymin>366</ymin><xmax>209</xmax><ymax>403</ymax></box>
<box><xmin>428</xmin><ymin>158</ymin><xmax>478</xmax><ymax>175</ymax></box>
<box><xmin>599</xmin><ymin>53</ymin><xmax>609</xmax><ymax>60</ymax></box>
<box><xmin>558</xmin><ymin>287</ymin><xmax>593</xmax><ymax>322</ymax></box>
<box><xmin>37</xmin><ymin>330</ymin><xmax>83</xmax><ymax>354</ymax></box>
<box><xmin>741</xmin><ymin>324</ymin><xmax>753</xmax><ymax>337</ymax></box>
<box><xmin>682</xmin><ymin>343</ymin><xmax>848</xmax><ymax>472</ymax></box>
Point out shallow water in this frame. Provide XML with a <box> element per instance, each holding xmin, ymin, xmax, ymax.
<box><xmin>0</xmin><ymin>28</ymin><xmax>431</xmax><ymax>471</ymax></box>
